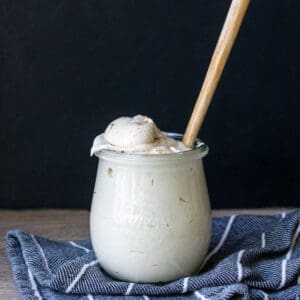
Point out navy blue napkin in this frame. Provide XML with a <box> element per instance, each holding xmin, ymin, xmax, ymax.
<box><xmin>6</xmin><ymin>210</ymin><xmax>300</xmax><ymax>300</ymax></box>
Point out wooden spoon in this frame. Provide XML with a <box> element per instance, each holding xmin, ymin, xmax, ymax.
<box><xmin>183</xmin><ymin>0</ymin><xmax>250</xmax><ymax>148</ymax></box>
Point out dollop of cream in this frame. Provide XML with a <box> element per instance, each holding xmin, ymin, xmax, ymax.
<box><xmin>91</xmin><ymin>115</ymin><xmax>190</xmax><ymax>156</ymax></box>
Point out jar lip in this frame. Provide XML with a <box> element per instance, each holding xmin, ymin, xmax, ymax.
<box><xmin>96</xmin><ymin>132</ymin><xmax>209</xmax><ymax>162</ymax></box>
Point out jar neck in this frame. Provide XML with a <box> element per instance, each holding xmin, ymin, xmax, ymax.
<box><xmin>97</xmin><ymin>132</ymin><xmax>208</xmax><ymax>165</ymax></box>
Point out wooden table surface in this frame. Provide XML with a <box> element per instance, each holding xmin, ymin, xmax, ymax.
<box><xmin>0</xmin><ymin>208</ymin><xmax>294</xmax><ymax>299</ymax></box>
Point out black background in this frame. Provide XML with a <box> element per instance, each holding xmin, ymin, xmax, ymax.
<box><xmin>1</xmin><ymin>1</ymin><xmax>299</xmax><ymax>209</ymax></box>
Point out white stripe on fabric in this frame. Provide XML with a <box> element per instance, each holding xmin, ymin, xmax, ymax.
<box><xmin>31</xmin><ymin>234</ymin><xmax>52</xmax><ymax>274</ymax></box>
<box><xmin>27</xmin><ymin>266</ymin><xmax>43</xmax><ymax>300</ymax></box>
<box><xmin>143</xmin><ymin>295</ymin><xmax>150</xmax><ymax>300</ymax></box>
<box><xmin>87</xmin><ymin>294</ymin><xmax>94</xmax><ymax>300</ymax></box>
<box><xmin>261</xmin><ymin>290</ymin><xmax>269</xmax><ymax>300</ymax></box>
<box><xmin>202</xmin><ymin>215</ymin><xmax>236</xmax><ymax>267</ymax></box>
<box><xmin>65</xmin><ymin>260</ymin><xmax>98</xmax><ymax>293</ymax></box>
<box><xmin>70</xmin><ymin>241</ymin><xmax>90</xmax><ymax>253</ymax></box>
<box><xmin>261</xmin><ymin>232</ymin><xmax>266</xmax><ymax>248</ymax></box>
<box><xmin>237</xmin><ymin>249</ymin><xmax>245</xmax><ymax>282</ymax></box>
<box><xmin>194</xmin><ymin>291</ymin><xmax>209</xmax><ymax>300</ymax></box>
<box><xmin>278</xmin><ymin>224</ymin><xmax>300</xmax><ymax>289</ymax></box>
<box><xmin>279</xmin><ymin>259</ymin><xmax>288</xmax><ymax>289</ymax></box>
<box><xmin>281</xmin><ymin>212</ymin><xmax>286</xmax><ymax>219</ymax></box>
<box><xmin>124</xmin><ymin>282</ymin><xmax>134</xmax><ymax>295</ymax></box>
<box><xmin>21</xmin><ymin>237</ymin><xmax>43</xmax><ymax>299</ymax></box>
<box><xmin>182</xmin><ymin>277</ymin><xmax>190</xmax><ymax>293</ymax></box>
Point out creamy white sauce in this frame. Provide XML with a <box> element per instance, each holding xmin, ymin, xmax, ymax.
<box><xmin>90</xmin><ymin>114</ymin><xmax>210</xmax><ymax>283</ymax></box>
<box><xmin>90</xmin><ymin>115</ymin><xmax>190</xmax><ymax>155</ymax></box>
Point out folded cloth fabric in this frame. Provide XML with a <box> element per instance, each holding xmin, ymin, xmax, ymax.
<box><xmin>6</xmin><ymin>210</ymin><xmax>300</xmax><ymax>300</ymax></box>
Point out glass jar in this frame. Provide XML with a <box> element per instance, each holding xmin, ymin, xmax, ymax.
<box><xmin>90</xmin><ymin>133</ymin><xmax>211</xmax><ymax>283</ymax></box>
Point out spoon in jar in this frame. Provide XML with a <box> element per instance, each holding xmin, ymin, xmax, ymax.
<box><xmin>183</xmin><ymin>0</ymin><xmax>250</xmax><ymax>148</ymax></box>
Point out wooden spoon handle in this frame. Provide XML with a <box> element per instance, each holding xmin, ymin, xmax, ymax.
<box><xmin>183</xmin><ymin>0</ymin><xmax>250</xmax><ymax>148</ymax></box>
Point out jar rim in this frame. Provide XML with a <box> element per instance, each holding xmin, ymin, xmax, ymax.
<box><xmin>96</xmin><ymin>132</ymin><xmax>209</xmax><ymax>162</ymax></box>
